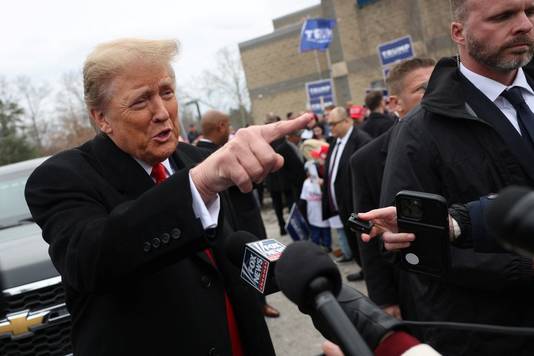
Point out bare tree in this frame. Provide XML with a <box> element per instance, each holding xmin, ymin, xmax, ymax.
<box><xmin>195</xmin><ymin>46</ymin><xmax>251</xmax><ymax>127</ymax></box>
<box><xmin>42</xmin><ymin>71</ymin><xmax>96</xmax><ymax>154</ymax></box>
<box><xmin>16</xmin><ymin>76</ymin><xmax>51</xmax><ymax>150</ymax></box>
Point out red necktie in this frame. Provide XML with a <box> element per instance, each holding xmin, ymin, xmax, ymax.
<box><xmin>151</xmin><ymin>163</ymin><xmax>167</xmax><ymax>184</ymax></box>
<box><xmin>150</xmin><ymin>163</ymin><xmax>244</xmax><ymax>355</ymax></box>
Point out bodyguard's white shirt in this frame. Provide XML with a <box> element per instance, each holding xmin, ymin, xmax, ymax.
<box><xmin>460</xmin><ymin>63</ymin><xmax>534</xmax><ymax>135</ymax></box>
<box><xmin>328</xmin><ymin>125</ymin><xmax>353</xmax><ymax>212</ymax></box>
<box><xmin>134</xmin><ymin>158</ymin><xmax>220</xmax><ymax>230</ymax></box>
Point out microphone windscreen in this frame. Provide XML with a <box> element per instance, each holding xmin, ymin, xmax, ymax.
<box><xmin>485</xmin><ymin>186</ymin><xmax>531</xmax><ymax>237</ymax></box>
<box><xmin>275</xmin><ymin>241</ymin><xmax>341</xmax><ymax>308</ymax></box>
<box><xmin>224</xmin><ymin>230</ymin><xmax>258</xmax><ymax>267</ymax></box>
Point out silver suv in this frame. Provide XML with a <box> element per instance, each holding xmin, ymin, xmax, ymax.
<box><xmin>0</xmin><ymin>157</ymin><xmax>72</xmax><ymax>355</ymax></box>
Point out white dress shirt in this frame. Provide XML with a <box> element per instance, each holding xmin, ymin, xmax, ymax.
<box><xmin>460</xmin><ymin>63</ymin><xmax>534</xmax><ymax>135</ymax></box>
<box><xmin>134</xmin><ymin>157</ymin><xmax>220</xmax><ymax>230</ymax></box>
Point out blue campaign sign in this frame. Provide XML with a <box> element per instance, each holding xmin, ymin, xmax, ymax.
<box><xmin>377</xmin><ymin>35</ymin><xmax>414</xmax><ymax>67</ymax></box>
<box><xmin>306</xmin><ymin>79</ymin><xmax>335</xmax><ymax>114</ymax></box>
<box><xmin>285</xmin><ymin>203</ymin><xmax>310</xmax><ymax>241</ymax></box>
<box><xmin>300</xmin><ymin>18</ymin><xmax>336</xmax><ymax>52</ymax></box>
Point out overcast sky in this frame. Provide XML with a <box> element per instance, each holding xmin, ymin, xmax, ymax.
<box><xmin>1</xmin><ymin>0</ymin><xmax>319</xmax><ymax>87</ymax></box>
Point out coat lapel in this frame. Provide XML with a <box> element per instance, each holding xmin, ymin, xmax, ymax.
<box><xmin>92</xmin><ymin>135</ymin><xmax>216</xmax><ymax>268</ymax></box>
<box><xmin>90</xmin><ymin>134</ymin><xmax>154</xmax><ymax>199</ymax></box>
<box><xmin>460</xmin><ymin>75</ymin><xmax>534</xmax><ymax>182</ymax></box>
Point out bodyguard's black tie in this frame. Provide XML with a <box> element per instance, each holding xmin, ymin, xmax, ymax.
<box><xmin>501</xmin><ymin>87</ymin><xmax>534</xmax><ymax>150</ymax></box>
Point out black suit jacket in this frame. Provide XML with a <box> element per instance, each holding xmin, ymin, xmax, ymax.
<box><xmin>196</xmin><ymin>139</ymin><xmax>219</xmax><ymax>152</ymax></box>
<box><xmin>322</xmin><ymin>126</ymin><xmax>371</xmax><ymax>264</ymax></box>
<box><xmin>322</xmin><ymin>126</ymin><xmax>371</xmax><ymax>223</ymax></box>
<box><xmin>265</xmin><ymin>138</ymin><xmax>305</xmax><ymax>196</ymax></box>
<box><xmin>25</xmin><ymin>134</ymin><xmax>274</xmax><ymax>356</ymax></box>
<box><xmin>350</xmin><ymin>127</ymin><xmax>400</xmax><ymax>307</ymax></box>
<box><xmin>361</xmin><ymin>112</ymin><xmax>395</xmax><ymax>139</ymax></box>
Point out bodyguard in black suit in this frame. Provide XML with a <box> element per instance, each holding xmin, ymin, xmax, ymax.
<box><xmin>322</xmin><ymin>107</ymin><xmax>371</xmax><ymax>277</ymax></box>
<box><xmin>350</xmin><ymin>57</ymin><xmax>435</xmax><ymax>318</ymax></box>
<box><xmin>366</xmin><ymin>2</ymin><xmax>534</xmax><ymax>352</ymax></box>
<box><xmin>24</xmin><ymin>38</ymin><xmax>313</xmax><ymax>356</ymax></box>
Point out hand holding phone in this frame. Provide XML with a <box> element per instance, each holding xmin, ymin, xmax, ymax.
<box><xmin>395</xmin><ymin>190</ymin><xmax>450</xmax><ymax>277</ymax></box>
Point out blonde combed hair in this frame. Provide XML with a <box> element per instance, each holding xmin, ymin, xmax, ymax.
<box><xmin>83</xmin><ymin>38</ymin><xmax>179</xmax><ymax>110</ymax></box>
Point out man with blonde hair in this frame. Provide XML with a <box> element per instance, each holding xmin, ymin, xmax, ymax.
<box><xmin>25</xmin><ymin>38</ymin><xmax>312</xmax><ymax>356</ymax></box>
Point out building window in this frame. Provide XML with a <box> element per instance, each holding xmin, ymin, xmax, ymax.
<box><xmin>356</xmin><ymin>0</ymin><xmax>377</xmax><ymax>8</ymax></box>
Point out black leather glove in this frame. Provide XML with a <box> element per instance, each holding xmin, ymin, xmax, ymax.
<box><xmin>308</xmin><ymin>284</ymin><xmax>405</xmax><ymax>350</ymax></box>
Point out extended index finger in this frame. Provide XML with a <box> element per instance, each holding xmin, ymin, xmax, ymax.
<box><xmin>358</xmin><ymin>207</ymin><xmax>396</xmax><ymax>221</ymax></box>
<box><xmin>260</xmin><ymin>112</ymin><xmax>313</xmax><ymax>143</ymax></box>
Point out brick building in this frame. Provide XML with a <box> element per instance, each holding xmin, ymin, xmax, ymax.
<box><xmin>239</xmin><ymin>0</ymin><xmax>457</xmax><ymax>124</ymax></box>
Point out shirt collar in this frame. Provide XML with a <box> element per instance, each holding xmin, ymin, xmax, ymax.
<box><xmin>460</xmin><ymin>63</ymin><xmax>534</xmax><ymax>102</ymax></box>
<box><xmin>133</xmin><ymin>157</ymin><xmax>173</xmax><ymax>176</ymax></box>
<box><xmin>337</xmin><ymin>125</ymin><xmax>353</xmax><ymax>145</ymax></box>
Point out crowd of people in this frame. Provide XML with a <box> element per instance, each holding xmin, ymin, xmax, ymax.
<box><xmin>22</xmin><ymin>0</ymin><xmax>534</xmax><ymax>355</ymax></box>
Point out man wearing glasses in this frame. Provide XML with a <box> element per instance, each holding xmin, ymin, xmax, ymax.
<box><xmin>322</xmin><ymin>107</ymin><xmax>371</xmax><ymax>281</ymax></box>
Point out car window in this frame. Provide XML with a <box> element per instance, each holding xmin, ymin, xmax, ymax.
<box><xmin>0</xmin><ymin>174</ymin><xmax>32</xmax><ymax>228</ymax></box>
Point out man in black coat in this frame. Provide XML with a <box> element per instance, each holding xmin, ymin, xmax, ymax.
<box><xmin>350</xmin><ymin>57</ymin><xmax>435</xmax><ymax>319</ymax></box>
<box><xmin>375</xmin><ymin>2</ymin><xmax>534</xmax><ymax>354</ymax></box>
<box><xmin>24</xmin><ymin>38</ymin><xmax>312</xmax><ymax>356</ymax></box>
<box><xmin>360</xmin><ymin>91</ymin><xmax>395</xmax><ymax>139</ymax></box>
<box><xmin>322</xmin><ymin>107</ymin><xmax>371</xmax><ymax>280</ymax></box>
<box><xmin>265</xmin><ymin>117</ymin><xmax>306</xmax><ymax>236</ymax></box>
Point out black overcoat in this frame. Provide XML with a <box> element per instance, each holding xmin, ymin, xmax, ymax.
<box><xmin>25</xmin><ymin>134</ymin><xmax>275</xmax><ymax>356</ymax></box>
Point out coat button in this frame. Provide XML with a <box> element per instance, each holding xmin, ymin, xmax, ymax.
<box><xmin>143</xmin><ymin>242</ymin><xmax>151</xmax><ymax>253</ymax></box>
<box><xmin>208</xmin><ymin>347</ymin><xmax>219</xmax><ymax>356</ymax></box>
<box><xmin>201</xmin><ymin>275</ymin><xmax>212</xmax><ymax>288</ymax></box>
<box><xmin>152</xmin><ymin>237</ymin><xmax>161</xmax><ymax>249</ymax></box>
<box><xmin>161</xmin><ymin>233</ymin><xmax>170</xmax><ymax>244</ymax></box>
<box><xmin>171</xmin><ymin>228</ymin><xmax>181</xmax><ymax>240</ymax></box>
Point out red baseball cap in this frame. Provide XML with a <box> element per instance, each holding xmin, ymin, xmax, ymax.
<box><xmin>350</xmin><ymin>105</ymin><xmax>365</xmax><ymax>120</ymax></box>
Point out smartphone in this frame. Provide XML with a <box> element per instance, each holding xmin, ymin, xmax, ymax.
<box><xmin>347</xmin><ymin>213</ymin><xmax>373</xmax><ymax>234</ymax></box>
<box><xmin>395</xmin><ymin>190</ymin><xmax>450</xmax><ymax>278</ymax></box>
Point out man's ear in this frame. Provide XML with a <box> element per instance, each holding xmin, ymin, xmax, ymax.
<box><xmin>90</xmin><ymin>108</ymin><xmax>112</xmax><ymax>134</ymax></box>
<box><xmin>389</xmin><ymin>96</ymin><xmax>402</xmax><ymax>115</ymax></box>
<box><xmin>451</xmin><ymin>21</ymin><xmax>466</xmax><ymax>47</ymax></box>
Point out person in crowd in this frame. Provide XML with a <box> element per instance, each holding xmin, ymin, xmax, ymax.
<box><xmin>24</xmin><ymin>38</ymin><xmax>313</xmax><ymax>356</ymax></box>
<box><xmin>360</xmin><ymin>91</ymin><xmax>395</xmax><ymax>138</ymax></box>
<box><xmin>350</xmin><ymin>57</ymin><xmax>436</xmax><ymax>319</ymax></box>
<box><xmin>300</xmin><ymin>112</ymin><xmax>318</xmax><ymax>140</ymax></box>
<box><xmin>197</xmin><ymin>110</ymin><xmax>280</xmax><ymax>318</ymax></box>
<box><xmin>322</xmin><ymin>104</ymin><xmax>336</xmax><ymax>138</ymax></box>
<box><xmin>373</xmin><ymin>1</ymin><xmax>534</xmax><ymax>354</ymax></box>
<box><xmin>312</xmin><ymin>124</ymin><xmax>327</xmax><ymax>142</ymax></box>
<box><xmin>187</xmin><ymin>123</ymin><xmax>200</xmax><ymax>144</ymax></box>
<box><xmin>322</xmin><ymin>107</ymin><xmax>371</xmax><ymax>279</ymax></box>
<box><xmin>265</xmin><ymin>115</ymin><xmax>306</xmax><ymax>236</ymax></box>
<box><xmin>196</xmin><ymin>110</ymin><xmax>230</xmax><ymax>151</ymax></box>
<box><xmin>348</xmin><ymin>104</ymin><xmax>366</xmax><ymax>126</ymax></box>
<box><xmin>300</xmin><ymin>161</ymin><xmax>332</xmax><ymax>252</ymax></box>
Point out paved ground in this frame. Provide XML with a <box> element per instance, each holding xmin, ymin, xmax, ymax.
<box><xmin>259</xmin><ymin>202</ymin><xmax>367</xmax><ymax>356</ymax></box>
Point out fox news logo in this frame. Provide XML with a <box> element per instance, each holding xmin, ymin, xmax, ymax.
<box><xmin>247</xmin><ymin>239</ymin><xmax>286</xmax><ymax>262</ymax></box>
<box><xmin>241</xmin><ymin>248</ymin><xmax>270</xmax><ymax>293</ymax></box>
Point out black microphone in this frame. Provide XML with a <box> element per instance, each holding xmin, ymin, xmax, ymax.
<box><xmin>225</xmin><ymin>231</ymin><xmax>286</xmax><ymax>295</ymax></box>
<box><xmin>275</xmin><ymin>241</ymin><xmax>373</xmax><ymax>356</ymax></box>
<box><xmin>485</xmin><ymin>186</ymin><xmax>534</xmax><ymax>257</ymax></box>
